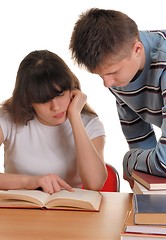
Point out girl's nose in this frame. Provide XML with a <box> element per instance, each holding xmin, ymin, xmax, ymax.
<box><xmin>50</xmin><ymin>98</ymin><xmax>59</xmax><ymax>111</ymax></box>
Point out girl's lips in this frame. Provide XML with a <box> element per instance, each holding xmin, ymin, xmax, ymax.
<box><xmin>53</xmin><ymin>112</ymin><xmax>64</xmax><ymax>118</ymax></box>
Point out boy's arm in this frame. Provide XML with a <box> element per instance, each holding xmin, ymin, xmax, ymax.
<box><xmin>115</xmin><ymin>98</ymin><xmax>166</xmax><ymax>180</ymax></box>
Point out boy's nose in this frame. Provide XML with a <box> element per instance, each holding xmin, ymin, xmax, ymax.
<box><xmin>103</xmin><ymin>76</ymin><xmax>115</xmax><ymax>88</ymax></box>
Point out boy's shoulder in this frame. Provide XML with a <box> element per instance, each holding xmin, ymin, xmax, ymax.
<box><xmin>139</xmin><ymin>29</ymin><xmax>166</xmax><ymax>41</ymax></box>
<box><xmin>139</xmin><ymin>30</ymin><xmax>166</xmax><ymax>51</ymax></box>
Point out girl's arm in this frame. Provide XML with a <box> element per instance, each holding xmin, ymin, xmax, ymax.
<box><xmin>0</xmin><ymin>172</ymin><xmax>73</xmax><ymax>194</ymax></box>
<box><xmin>68</xmin><ymin>89</ymin><xmax>108</xmax><ymax>190</ymax></box>
<box><xmin>0</xmin><ymin>128</ymin><xmax>73</xmax><ymax>194</ymax></box>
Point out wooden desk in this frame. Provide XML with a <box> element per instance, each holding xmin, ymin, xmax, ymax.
<box><xmin>0</xmin><ymin>192</ymin><xmax>132</xmax><ymax>240</ymax></box>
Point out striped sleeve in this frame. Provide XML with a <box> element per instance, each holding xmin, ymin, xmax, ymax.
<box><xmin>114</xmin><ymin>93</ymin><xmax>166</xmax><ymax>179</ymax></box>
<box><xmin>117</xmin><ymin>91</ymin><xmax>166</xmax><ymax>178</ymax></box>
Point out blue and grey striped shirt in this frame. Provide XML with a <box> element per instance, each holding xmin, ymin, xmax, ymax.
<box><xmin>111</xmin><ymin>30</ymin><xmax>166</xmax><ymax>178</ymax></box>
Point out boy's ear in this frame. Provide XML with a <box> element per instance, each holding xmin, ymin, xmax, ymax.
<box><xmin>133</xmin><ymin>41</ymin><xmax>143</xmax><ymax>55</ymax></box>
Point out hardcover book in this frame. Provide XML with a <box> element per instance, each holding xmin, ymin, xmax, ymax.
<box><xmin>132</xmin><ymin>180</ymin><xmax>166</xmax><ymax>195</ymax></box>
<box><xmin>132</xmin><ymin>170</ymin><xmax>166</xmax><ymax>190</ymax></box>
<box><xmin>0</xmin><ymin>188</ymin><xmax>102</xmax><ymax>211</ymax></box>
<box><xmin>133</xmin><ymin>194</ymin><xmax>166</xmax><ymax>225</ymax></box>
<box><xmin>121</xmin><ymin>231</ymin><xmax>166</xmax><ymax>240</ymax></box>
<box><xmin>121</xmin><ymin>210</ymin><xmax>166</xmax><ymax>235</ymax></box>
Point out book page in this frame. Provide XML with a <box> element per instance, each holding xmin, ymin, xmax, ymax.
<box><xmin>0</xmin><ymin>188</ymin><xmax>102</xmax><ymax>210</ymax></box>
<box><xmin>46</xmin><ymin>188</ymin><xmax>102</xmax><ymax>210</ymax></box>
<box><xmin>0</xmin><ymin>190</ymin><xmax>50</xmax><ymax>206</ymax></box>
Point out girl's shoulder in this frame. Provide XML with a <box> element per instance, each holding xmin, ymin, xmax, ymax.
<box><xmin>81</xmin><ymin>113</ymin><xmax>99</xmax><ymax>122</ymax></box>
<box><xmin>81</xmin><ymin>113</ymin><xmax>104</xmax><ymax>128</ymax></box>
<box><xmin>0</xmin><ymin>108</ymin><xmax>16</xmax><ymax>140</ymax></box>
<box><xmin>0</xmin><ymin>108</ymin><xmax>11</xmax><ymax>122</ymax></box>
<box><xmin>81</xmin><ymin>113</ymin><xmax>105</xmax><ymax>138</ymax></box>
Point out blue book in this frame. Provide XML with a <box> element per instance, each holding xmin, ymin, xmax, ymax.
<box><xmin>133</xmin><ymin>194</ymin><xmax>166</xmax><ymax>225</ymax></box>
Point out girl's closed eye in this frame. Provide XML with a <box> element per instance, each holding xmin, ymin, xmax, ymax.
<box><xmin>56</xmin><ymin>91</ymin><xmax>64</xmax><ymax>97</ymax></box>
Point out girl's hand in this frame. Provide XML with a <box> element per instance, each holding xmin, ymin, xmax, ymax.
<box><xmin>67</xmin><ymin>89</ymin><xmax>87</xmax><ymax>121</ymax></box>
<box><xmin>26</xmin><ymin>174</ymin><xmax>73</xmax><ymax>194</ymax></box>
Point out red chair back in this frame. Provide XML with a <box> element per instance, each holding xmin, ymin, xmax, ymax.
<box><xmin>100</xmin><ymin>164</ymin><xmax>120</xmax><ymax>192</ymax></box>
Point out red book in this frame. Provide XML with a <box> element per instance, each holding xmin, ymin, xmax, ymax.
<box><xmin>131</xmin><ymin>170</ymin><xmax>166</xmax><ymax>190</ymax></box>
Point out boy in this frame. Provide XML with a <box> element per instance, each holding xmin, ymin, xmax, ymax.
<box><xmin>69</xmin><ymin>8</ymin><xmax>166</xmax><ymax>185</ymax></box>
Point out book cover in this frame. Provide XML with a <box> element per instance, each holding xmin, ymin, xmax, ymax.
<box><xmin>133</xmin><ymin>194</ymin><xmax>166</xmax><ymax>225</ymax></box>
<box><xmin>0</xmin><ymin>188</ymin><xmax>102</xmax><ymax>211</ymax></box>
<box><xmin>132</xmin><ymin>170</ymin><xmax>166</xmax><ymax>190</ymax></box>
<box><xmin>132</xmin><ymin>180</ymin><xmax>166</xmax><ymax>195</ymax></box>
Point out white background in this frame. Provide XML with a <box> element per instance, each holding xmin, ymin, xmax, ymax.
<box><xmin>0</xmin><ymin>0</ymin><xmax>163</xmax><ymax>192</ymax></box>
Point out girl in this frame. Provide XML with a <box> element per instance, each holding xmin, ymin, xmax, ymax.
<box><xmin>0</xmin><ymin>50</ymin><xmax>107</xmax><ymax>194</ymax></box>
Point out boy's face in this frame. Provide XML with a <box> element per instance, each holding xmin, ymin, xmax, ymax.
<box><xmin>94</xmin><ymin>41</ymin><xmax>144</xmax><ymax>88</ymax></box>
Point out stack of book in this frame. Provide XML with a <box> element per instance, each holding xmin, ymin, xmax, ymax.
<box><xmin>120</xmin><ymin>170</ymin><xmax>166</xmax><ymax>239</ymax></box>
<box><xmin>120</xmin><ymin>193</ymin><xmax>166</xmax><ymax>239</ymax></box>
<box><xmin>132</xmin><ymin>170</ymin><xmax>166</xmax><ymax>195</ymax></box>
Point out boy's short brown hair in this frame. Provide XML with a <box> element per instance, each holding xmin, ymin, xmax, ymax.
<box><xmin>70</xmin><ymin>8</ymin><xmax>139</xmax><ymax>71</ymax></box>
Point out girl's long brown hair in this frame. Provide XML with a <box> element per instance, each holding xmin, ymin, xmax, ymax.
<box><xmin>1</xmin><ymin>50</ymin><xmax>97</xmax><ymax>125</ymax></box>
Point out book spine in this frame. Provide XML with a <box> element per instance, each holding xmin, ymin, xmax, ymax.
<box><xmin>132</xmin><ymin>194</ymin><xmax>138</xmax><ymax>213</ymax></box>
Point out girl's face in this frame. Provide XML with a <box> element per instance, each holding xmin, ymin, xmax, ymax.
<box><xmin>32</xmin><ymin>90</ymin><xmax>71</xmax><ymax>126</ymax></box>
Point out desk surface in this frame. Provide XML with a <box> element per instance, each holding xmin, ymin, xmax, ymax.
<box><xmin>0</xmin><ymin>192</ymin><xmax>132</xmax><ymax>240</ymax></box>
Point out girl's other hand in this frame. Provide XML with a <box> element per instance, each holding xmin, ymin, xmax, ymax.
<box><xmin>67</xmin><ymin>89</ymin><xmax>87</xmax><ymax>120</ymax></box>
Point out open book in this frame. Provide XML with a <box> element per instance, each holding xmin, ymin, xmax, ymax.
<box><xmin>0</xmin><ymin>188</ymin><xmax>102</xmax><ymax>211</ymax></box>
